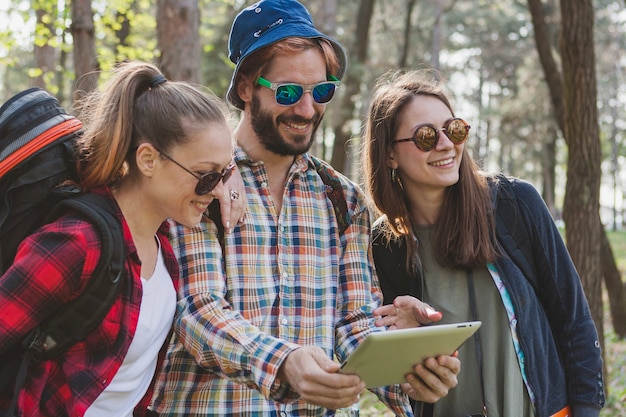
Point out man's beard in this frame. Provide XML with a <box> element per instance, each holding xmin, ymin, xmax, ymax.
<box><xmin>250</xmin><ymin>94</ymin><xmax>322</xmax><ymax>156</ymax></box>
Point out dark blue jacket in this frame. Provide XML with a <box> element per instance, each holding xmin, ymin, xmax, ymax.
<box><xmin>372</xmin><ymin>177</ymin><xmax>604</xmax><ymax>417</ymax></box>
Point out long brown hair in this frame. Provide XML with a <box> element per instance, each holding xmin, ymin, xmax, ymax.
<box><xmin>74</xmin><ymin>61</ymin><xmax>228</xmax><ymax>190</ymax></box>
<box><xmin>363</xmin><ymin>69</ymin><xmax>499</xmax><ymax>272</ymax></box>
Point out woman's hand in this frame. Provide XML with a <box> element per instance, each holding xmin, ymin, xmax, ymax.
<box><xmin>401</xmin><ymin>352</ymin><xmax>460</xmax><ymax>403</ymax></box>
<box><xmin>218</xmin><ymin>164</ymin><xmax>246</xmax><ymax>233</ymax></box>
<box><xmin>373</xmin><ymin>295</ymin><xmax>443</xmax><ymax>329</ymax></box>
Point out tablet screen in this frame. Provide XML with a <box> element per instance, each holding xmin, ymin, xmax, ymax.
<box><xmin>339</xmin><ymin>321</ymin><xmax>481</xmax><ymax>388</ymax></box>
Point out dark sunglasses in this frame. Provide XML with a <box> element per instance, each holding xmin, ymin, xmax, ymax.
<box><xmin>158</xmin><ymin>149</ymin><xmax>235</xmax><ymax>195</ymax></box>
<box><xmin>393</xmin><ymin>118</ymin><xmax>470</xmax><ymax>152</ymax></box>
<box><xmin>256</xmin><ymin>76</ymin><xmax>340</xmax><ymax>106</ymax></box>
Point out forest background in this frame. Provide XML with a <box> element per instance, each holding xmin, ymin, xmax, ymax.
<box><xmin>1</xmin><ymin>0</ymin><xmax>625</xmax><ymax>414</ymax></box>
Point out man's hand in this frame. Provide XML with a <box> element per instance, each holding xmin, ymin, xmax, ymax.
<box><xmin>278</xmin><ymin>347</ymin><xmax>365</xmax><ymax>410</ymax></box>
<box><xmin>218</xmin><ymin>164</ymin><xmax>246</xmax><ymax>232</ymax></box>
<box><xmin>373</xmin><ymin>295</ymin><xmax>443</xmax><ymax>329</ymax></box>
<box><xmin>401</xmin><ymin>353</ymin><xmax>460</xmax><ymax>403</ymax></box>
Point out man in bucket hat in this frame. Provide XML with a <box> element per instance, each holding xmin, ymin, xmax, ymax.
<box><xmin>151</xmin><ymin>1</ymin><xmax>460</xmax><ymax>415</ymax></box>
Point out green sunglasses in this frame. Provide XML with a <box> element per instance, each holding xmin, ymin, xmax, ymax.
<box><xmin>256</xmin><ymin>75</ymin><xmax>340</xmax><ymax>106</ymax></box>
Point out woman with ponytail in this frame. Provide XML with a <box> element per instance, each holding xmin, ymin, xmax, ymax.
<box><xmin>0</xmin><ymin>61</ymin><xmax>244</xmax><ymax>416</ymax></box>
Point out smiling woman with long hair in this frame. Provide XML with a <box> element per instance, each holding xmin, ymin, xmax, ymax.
<box><xmin>362</xmin><ymin>69</ymin><xmax>604</xmax><ymax>417</ymax></box>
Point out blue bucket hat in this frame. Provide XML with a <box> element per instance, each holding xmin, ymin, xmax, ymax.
<box><xmin>227</xmin><ymin>0</ymin><xmax>347</xmax><ymax>110</ymax></box>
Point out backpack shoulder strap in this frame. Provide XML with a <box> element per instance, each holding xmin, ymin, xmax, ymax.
<box><xmin>311</xmin><ymin>156</ymin><xmax>350</xmax><ymax>235</ymax></box>
<box><xmin>371</xmin><ymin>217</ymin><xmax>418</xmax><ymax>305</ymax></box>
<box><xmin>23</xmin><ymin>192</ymin><xmax>125</xmax><ymax>358</ymax></box>
<box><xmin>491</xmin><ymin>174</ymin><xmax>542</xmax><ymax>297</ymax></box>
<box><xmin>206</xmin><ymin>199</ymin><xmax>225</xmax><ymax>251</ymax></box>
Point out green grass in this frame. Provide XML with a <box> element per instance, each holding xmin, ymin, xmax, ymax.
<box><xmin>601</xmin><ymin>230</ymin><xmax>626</xmax><ymax>416</ymax></box>
<box><xmin>360</xmin><ymin>230</ymin><xmax>626</xmax><ymax>416</ymax></box>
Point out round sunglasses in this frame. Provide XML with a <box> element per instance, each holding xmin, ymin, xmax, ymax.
<box><xmin>158</xmin><ymin>149</ymin><xmax>235</xmax><ymax>195</ymax></box>
<box><xmin>393</xmin><ymin>118</ymin><xmax>470</xmax><ymax>152</ymax></box>
<box><xmin>256</xmin><ymin>76</ymin><xmax>340</xmax><ymax>106</ymax></box>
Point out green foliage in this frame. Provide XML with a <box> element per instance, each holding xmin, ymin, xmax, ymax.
<box><xmin>198</xmin><ymin>0</ymin><xmax>241</xmax><ymax>97</ymax></box>
<box><xmin>95</xmin><ymin>0</ymin><xmax>157</xmax><ymax>72</ymax></box>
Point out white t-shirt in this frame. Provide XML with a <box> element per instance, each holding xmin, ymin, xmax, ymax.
<box><xmin>85</xmin><ymin>241</ymin><xmax>176</xmax><ymax>417</ymax></box>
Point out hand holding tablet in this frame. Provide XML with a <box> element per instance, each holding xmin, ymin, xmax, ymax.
<box><xmin>339</xmin><ymin>321</ymin><xmax>481</xmax><ymax>388</ymax></box>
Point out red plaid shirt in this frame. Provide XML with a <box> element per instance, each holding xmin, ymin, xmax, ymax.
<box><xmin>0</xmin><ymin>187</ymin><xmax>179</xmax><ymax>416</ymax></box>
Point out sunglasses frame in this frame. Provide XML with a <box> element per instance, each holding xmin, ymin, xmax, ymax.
<box><xmin>256</xmin><ymin>75</ymin><xmax>340</xmax><ymax>106</ymax></box>
<box><xmin>158</xmin><ymin>149</ymin><xmax>235</xmax><ymax>195</ymax></box>
<box><xmin>393</xmin><ymin>118</ymin><xmax>471</xmax><ymax>152</ymax></box>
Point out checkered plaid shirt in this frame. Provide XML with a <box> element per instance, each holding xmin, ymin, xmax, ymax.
<box><xmin>0</xmin><ymin>187</ymin><xmax>178</xmax><ymax>416</ymax></box>
<box><xmin>151</xmin><ymin>149</ymin><xmax>412</xmax><ymax>416</ymax></box>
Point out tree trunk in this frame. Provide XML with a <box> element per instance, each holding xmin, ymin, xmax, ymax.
<box><xmin>529</xmin><ymin>0</ymin><xmax>624</xmax><ymax>339</ymax></box>
<box><xmin>527</xmin><ymin>0</ymin><xmax>564</xmax><ymax>133</ymax></box>
<box><xmin>309</xmin><ymin>0</ymin><xmax>338</xmax><ymax>161</ymax></box>
<box><xmin>156</xmin><ymin>0</ymin><xmax>200</xmax><ymax>83</ymax></box>
<box><xmin>70</xmin><ymin>0</ymin><xmax>98</xmax><ymax>102</ymax></box>
<box><xmin>330</xmin><ymin>0</ymin><xmax>375</xmax><ymax>174</ymax></box>
<box><xmin>33</xmin><ymin>3</ymin><xmax>57</xmax><ymax>90</ymax></box>
<box><xmin>526</xmin><ymin>0</ymin><xmax>558</xmax><ymax>219</ymax></box>
<box><xmin>398</xmin><ymin>0</ymin><xmax>417</xmax><ymax>69</ymax></box>
<box><xmin>559</xmin><ymin>0</ymin><xmax>604</xmax><ymax>348</ymax></box>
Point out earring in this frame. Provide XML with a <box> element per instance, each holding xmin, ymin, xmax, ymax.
<box><xmin>391</xmin><ymin>168</ymin><xmax>404</xmax><ymax>189</ymax></box>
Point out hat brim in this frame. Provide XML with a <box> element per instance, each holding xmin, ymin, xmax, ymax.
<box><xmin>226</xmin><ymin>22</ymin><xmax>347</xmax><ymax>110</ymax></box>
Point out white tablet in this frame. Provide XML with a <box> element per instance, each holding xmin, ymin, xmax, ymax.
<box><xmin>339</xmin><ymin>321</ymin><xmax>481</xmax><ymax>388</ymax></box>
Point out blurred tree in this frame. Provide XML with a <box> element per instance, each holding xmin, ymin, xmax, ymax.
<box><xmin>528</xmin><ymin>0</ymin><xmax>625</xmax><ymax>339</ymax></box>
<box><xmin>559</xmin><ymin>0</ymin><xmax>604</xmax><ymax>344</ymax></box>
<box><xmin>330</xmin><ymin>0</ymin><xmax>375</xmax><ymax>173</ymax></box>
<box><xmin>32</xmin><ymin>0</ymin><xmax>57</xmax><ymax>90</ymax></box>
<box><xmin>70</xmin><ymin>0</ymin><xmax>98</xmax><ymax>101</ymax></box>
<box><xmin>157</xmin><ymin>0</ymin><xmax>200</xmax><ymax>82</ymax></box>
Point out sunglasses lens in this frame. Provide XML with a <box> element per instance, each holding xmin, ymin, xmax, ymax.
<box><xmin>312</xmin><ymin>83</ymin><xmax>337</xmax><ymax>104</ymax></box>
<box><xmin>447</xmin><ymin>119</ymin><xmax>469</xmax><ymax>143</ymax></box>
<box><xmin>194</xmin><ymin>165</ymin><xmax>235</xmax><ymax>195</ymax></box>
<box><xmin>195</xmin><ymin>172</ymin><xmax>221</xmax><ymax>195</ymax></box>
<box><xmin>414</xmin><ymin>126</ymin><xmax>438</xmax><ymax>151</ymax></box>
<box><xmin>275</xmin><ymin>84</ymin><xmax>304</xmax><ymax>105</ymax></box>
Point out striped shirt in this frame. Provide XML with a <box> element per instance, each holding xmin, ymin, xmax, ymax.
<box><xmin>151</xmin><ymin>149</ymin><xmax>412</xmax><ymax>416</ymax></box>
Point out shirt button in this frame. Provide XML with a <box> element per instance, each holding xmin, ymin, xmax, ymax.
<box><xmin>261</xmin><ymin>181</ymin><xmax>267</xmax><ymax>188</ymax></box>
<box><xmin>281</xmin><ymin>318</ymin><xmax>288</xmax><ymax>325</ymax></box>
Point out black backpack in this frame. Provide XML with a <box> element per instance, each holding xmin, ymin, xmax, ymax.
<box><xmin>0</xmin><ymin>88</ymin><xmax>125</xmax><ymax>414</ymax></box>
